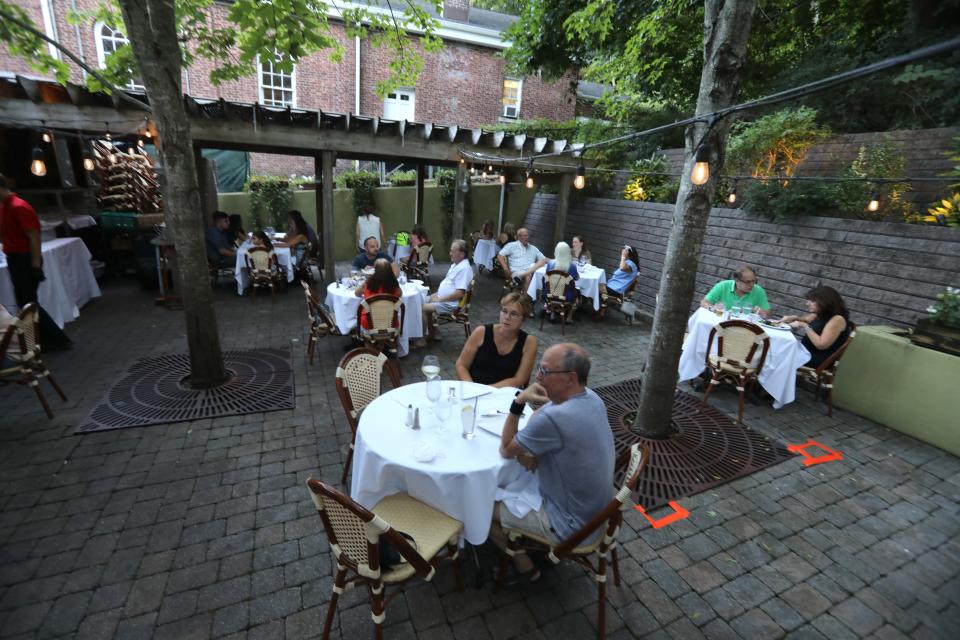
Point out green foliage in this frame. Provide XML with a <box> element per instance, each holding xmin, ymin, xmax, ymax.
<box><xmin>336</xmin><ymin>171</ymin><xmax>381</xmax><ymax>217</ymax></box>
<box><xmin>386</xmin><ymin>170</ymin><xmax>417</xmax><ymax>187</ymax></box>
<box><xmin>741</xmin><ymin>180</ymin><xmax>837</xmax><ymax>222</ymax></box>
<box><xmin>834</xmin><ymin>142</ymin><xmax>913</xmax><ymax>221</ymax></box>
<box><xmin>726</xmin><ymin>108</ymin><xmax>830</xmax><ymax>178</ymax></box>
<box><xmin>943</xmin><ymin>135</ymin><xmax>960</xmax><ymax>190</ymax></box>
<box><xmin>0</xmin><ymin>1</ymin><xmax>71</xmax><ymax>83</ymax></box>
<box><xmin>244</xmin><ymin>176</ymin><xmax>291</xmax><ymax>229</ymax></box>
<box><xmin>471</xmin><ymin>0</ymin><xmax>523</xmax><ymax>14</ymax></box>
<box><xmin>926</xmin><ymin>287</ymin><xmax>960</xmax><ymax>329</ymax></box>
<box><xmin>906</xmin><ymin>193</ymin><xmax>960</xmax><ymax>227</ymax></box>
<box><xmin>623</xmin><ymin>154</ymin><xmax>672</xmax><ymax>202</ymax></box>
<box><xmin>434</xmin><ymin>169</ymin><xmax>471</xmax><ymax>246</ymax></box>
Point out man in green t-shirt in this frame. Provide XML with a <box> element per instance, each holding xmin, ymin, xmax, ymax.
<box><xmin>699</xmin><ymin>266</ymin><xmax>770</xmax><ymax>317</ymax></box>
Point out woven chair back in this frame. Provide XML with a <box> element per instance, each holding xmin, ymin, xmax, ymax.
<box><xmin>336</xmin><ymin>348</ymin><xmax>388</xmax><ymax>419</ymax></box>
<box><xmin>247</xmin><ymin>247</ymin><xmax>276</xmax><ymax>273</ymax></box>
<box><xmin>415</xmin><ymin>242</ymin><xmax>433</xmax><ymax>265</ymax></box>
<box><xmin>362</xmin><ymin>295</ymin><xmax>402</xmax><ymax>335</ymax></box>
<box><xmin>301</xmin><ymin>280</ymin><xmax>319</xmax><ymax>321</ymax></box>
<box><xmin>713</xmin><ymin>320</ymin><xmax>768</xmax><ymax>368</ymax></box>
<box><xmin>458</xmin><ymin>280</ymin><xmax>475</xmax><ymax>312</ymax></box>
<box><xmin>307</xmin><ymin>479</ymin><xmax>382</xmax><ymax>575</ymax></box>
<box><xmin>545</xmin><ymin>270</ymin><xmax>574</xmax><ymax>300</ymax></box>
<box><xmin>13</xmin><ymin>303</ymin><xmax>39</xmax><ymax>357</ymax></box>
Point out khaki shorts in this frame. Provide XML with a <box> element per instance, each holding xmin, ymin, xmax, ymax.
<box><xmin>498</xmin><ymin>502</ymin><xmax>561</xmax><ymax>544</ymax></box>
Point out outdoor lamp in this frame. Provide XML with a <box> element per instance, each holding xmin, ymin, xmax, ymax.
<box><xmin>41</xmin><ymin>130</ymin><xmax>52</xmax><ymax>144</ymax></box>
<box><xmin>690</xmin><ymin>142</ymin><xmax>711</xmax><ymax>185</ymax></box>
<box><xmin>30</xmin><ymin>146</ymin><xmax>47</xmax><ymax>176</ymax></box>
<box><xmin>459</xmin><ymin>156</ymin><xmax>465</xmax><ymax>164</ymax></box>
<box><xmin>867</xmin><ymin>190</ymin><xmax>880</xmax><ymax>212</ymax></box>
<box><xmin>499</xmin><ymin>173</ymin><xmax>507</xmax><ymax>184</ymax></box>
<box><xmin>469</xmin><ymin>164</ymin><xmax>476</xmax><ymax>175</ymax></box>
<box><xmin>487</xmin><ymin>165</ymin><xmax>493</xmax><ymax>172</ymax></box>
<box><xmin>525</xmin><ymin>171</ymin><xmax>534</xmax><ymax>189</ymax></box>
<box><xmin>727</xmin><ymin>182</ymin><xmax>738</xmax><ymax>204</ymax></box>
<box><xmin>573</xmin><ymin>163</ymin><xmax>586</xmax><ymax>190</ymax></box>
<box><xmin>82</xmin><ymin>149</ymin><xmax>95</xmax><ymax>172</ymax></box>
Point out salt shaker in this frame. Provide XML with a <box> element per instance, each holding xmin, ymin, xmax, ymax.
<box><xmin>412</xmin><ymin>407</ymin><xmax>421</xmax><ymax>430</ymax></box>
<box><xmin>406</xmin><ymin>404</ymin><xmax>414</xmax><ymax>428</ymax></box>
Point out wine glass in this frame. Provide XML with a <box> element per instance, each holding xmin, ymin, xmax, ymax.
<box><xmin>421</xmin><ymin>355</ymin><xmax>439</xmax><ymax>380</ymax></box>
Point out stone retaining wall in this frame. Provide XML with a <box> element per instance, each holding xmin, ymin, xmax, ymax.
<box><xmin>523</xmin><ymin>194</ymin><xmax>960</xmax><ymax>328</ymax></box>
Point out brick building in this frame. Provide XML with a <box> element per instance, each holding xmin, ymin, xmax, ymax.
<box><xmin>1</xmin><ymin>0</ymin><xmax>577</xmax><ymax>178</ymax></box>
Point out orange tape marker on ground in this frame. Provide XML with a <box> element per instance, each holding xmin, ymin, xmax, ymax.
<box><xmin>787</xmin><ymin>439</ymin><xmax>844</xmax><ymax>466</ymax></box>
<box><xmin>635</xmin><ymin>501</ymin><xmax>690</xmax><ymax>529</ymax></box>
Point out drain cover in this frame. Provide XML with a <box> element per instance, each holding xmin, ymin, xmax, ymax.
<box><xmin>595</xmin><ymin>378</ymin><xmax>793</xmax><ymax>511</ymax></box>
<box><xmin>77</xmin><ymin>348</ymin><xmax>294</xmax><ymax>433</ymax></box>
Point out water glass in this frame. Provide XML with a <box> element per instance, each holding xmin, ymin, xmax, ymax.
<box><xmin>461</xmin><ymin>401</ymin><xmax>477</xmax><ymax>439</ymax></box>
<box><xmin>425</xmin><ymin>377</ymin><xmax>441</xmax><ymax>406</ymax></box>
<box><xmin>421</xmin><ymin>355</ymin><xmax>440</xmax><ymax>380</ymax></box>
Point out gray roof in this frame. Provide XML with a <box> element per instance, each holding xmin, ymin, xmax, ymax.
<box><xmin>356</xmin><ymin>0</ymin><xmax>516</xmax><ymax>32</ymax></box>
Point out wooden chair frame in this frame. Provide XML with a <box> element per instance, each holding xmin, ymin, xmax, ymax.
<box><xmin>601</xmin><ymin>275</ymin><xmax>638</xmax><ymax>324</ymax></box>
<box><xmin>403</xmin><ymin>242</ymin><xmax>433</xmax><ymax>287</ymax></box>
<box><xmin>797</xmin><ymin>322</ymin><xmax>857</xmax><ymax>416</ymax></box>
<box><xmin>432</xmin><ymin>279</ymin><xmax>475</xmax><ymax>340</ymax></box>
<box><xmin>334</xmin><ymin>347</ymin><xmax>401</xmax><ymax>483</ymax></box>
<box><xmin>306</xmin><ymin>479</ymin><xmax>463</xmax><ymax>640</ymax></box>
<box><xmin>356</xmin><ymin>294</ymin><xmax>405</xmax><ymax>356</ymax></box>
<box><xmin>540</xmin><ymin>270</ymin><xmax>576</xmax><ymax>335</ymax></box>
<box><xmin>245</xmin><ymin>246</ymin><xmax>283</xmax><ymax>299</ymax></box>
<box><xmin>497</xmin><ymin>444</ymin><xmax>650</xmax><ymax>639</ymax></box>
<box><xmin>700</xmin><ymin>320</ymin><xmax>771</xmax><ymax>423</ymax></box>
<box><xmin>301</xmin><ymin>281</ymin><xmax>341</xmax><ymax>365</ymax></box>
<box><xmin>0</xmin><ymin>303</ymin><xmax>67</xmax><ymax>419</ymax></box>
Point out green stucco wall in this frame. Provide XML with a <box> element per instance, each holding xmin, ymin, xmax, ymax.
<box><xmin>217</xmin><ymin>183</ymin><xmax>535</xmax><ymax>261</ymax></box>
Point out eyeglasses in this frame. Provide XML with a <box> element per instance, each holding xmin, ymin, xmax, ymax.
<box><xmin>537</xmin><ymin>365</ymin><xmax>573</xmax><ymax>377</ymax></box>
<box><xmin>738</xmin><ymin>278</ymin><xmax>757</xmax><ymax>285</ymax></box>
<box><xmin>500</xmin><ymin>308</ymin><xmax>523</xmax><ymax>319</ymax></box>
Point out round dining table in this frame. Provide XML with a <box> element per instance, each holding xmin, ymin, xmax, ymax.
<box><xmin>350</xmin><ymin>381</ymin><xmax>538</xmax><ymax>544</ymax></box>
<box><xmin>324</xmin><ymin>281</ymin><xmax>428</xmax><ymax>357</ymax></box>
<box><xmin>473</xmin><ymin>238</ymin><xmax>499</xmax><ymax>271</ymax></box>
<box><xmin>526</xmin><ymin>263</ymin><xmax>608</xmax><ymax>310</ymax></box>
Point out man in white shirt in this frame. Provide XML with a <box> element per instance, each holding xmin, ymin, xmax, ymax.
<box><xmin>413</xmin><ymin>239</ymin><xmax>473</xmax><ymax>347</ymax></box>
<box><xmin>497</xmin><ymin>227</ymin><xmax>546</xmax><ymax>296</ymax></box>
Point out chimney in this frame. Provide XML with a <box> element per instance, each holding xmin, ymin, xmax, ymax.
<box><xmin>442</xmin><ymin>0</ymin><xmax>470</xmax><ymax>22</ymax></box>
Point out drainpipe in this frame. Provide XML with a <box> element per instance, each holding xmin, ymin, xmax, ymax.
<box><xmin>68</xmin><ymin>0</ymin><xmax>88</xmax><ymax>82</ymax></box>
<box><xmin>354</xmin><ymin>35</ymin><xmax>361</xmax><ymax>171</ymax></box>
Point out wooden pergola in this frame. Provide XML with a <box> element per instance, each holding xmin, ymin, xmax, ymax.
<box><xmin>0</xmin><ymin>76</ymin><xmax>584</xmax><ymax>280</ymax></box>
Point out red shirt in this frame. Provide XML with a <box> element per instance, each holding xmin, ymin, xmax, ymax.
<box><xmin>0</xmin><ymin>193</ymin><xmax>40</xmax><ymax>254</ymax></box>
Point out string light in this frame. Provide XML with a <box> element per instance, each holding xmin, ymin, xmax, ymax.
<box><xmin>499</xmin><ymin>173</ymin><xmax>507</xmax><ymax>184</ymax></box>
<box><xmin>459</xmin><ymin>156</ymin><xmax>465</xmax><ymax>164</ymax></box>
<box><xmin>82</xmin><ymin>148</ymin><xmax>95</xmax><ymax>171</ymax></box>
<box><xmin>469</xmin><ymin>164</ymin><xmax>475</xmax><ymax>175</ymax></box>
<box><xmin>727</xmin><ymin>180</ymin><xmax>738</xmax><ymax>204</ymax></box>
<box><xmin>525</xmin><ymin>171</ymin><xmax>534</xmax><ymax>189</ymax></box>
<box><xmin>487</xmin><ymin>164</ymin><xmax>493</xmax><ymax>172</ymax></box>
<box><xmin>30</xmin><ymin>146</ymin><xmax>47</xmax><ymax>176</ymax></box>
<box><xmin>573</xmin><ymin>163</ymin><xmax>586</xmax><ymax>190</ymax></box>
<box><xmin>690</xmin><ymin>141</ymin><xmax>711</xmax><ymax>185</ymax></box>
<box><xmin>867</xmin><ymin>190</ymin><xmax>880</xmax><ymax>212</ymax></box>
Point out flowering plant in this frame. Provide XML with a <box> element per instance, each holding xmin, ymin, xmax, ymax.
<box><xmin>926</xmin><ymin>287</ymin><xmax>960</xmax><ymax>329</ymax></box>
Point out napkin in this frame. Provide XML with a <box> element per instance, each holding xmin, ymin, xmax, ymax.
<box><xmin>496</xmin><ymin>473</ymin><xmax>542</xmax><ymax>518</ymax></box>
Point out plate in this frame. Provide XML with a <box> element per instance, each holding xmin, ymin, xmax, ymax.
<box><xmin>761</xmin><ymin>321</ymin><xmax>792</xmax><ymax>331</ymax></box>
<box><xmin>361</xmin><ymin>267</ymin><xmax>374</xmax><ymax>276</ymax></box>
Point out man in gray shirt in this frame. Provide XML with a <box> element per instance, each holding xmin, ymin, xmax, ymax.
<box><xmin>491</xmin><ymin>343</ymin><xmax>615</xmax><ymax>582</ymax></box>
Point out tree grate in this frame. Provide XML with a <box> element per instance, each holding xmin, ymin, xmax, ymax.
<box><xmin>76</xmin><ymin>348</ymin><xmax>294</xmax><ymax>434</ymax></box>
<box><xmin>595</xmin><ymin>378</ymin><xmax>794</xmax><ymax>512</ymax></box>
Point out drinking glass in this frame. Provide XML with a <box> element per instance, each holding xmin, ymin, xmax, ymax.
<box><xmin>425</xmin><ymin>377</ymin><xmax>441</xmax><ymax>408</ymax></box>
<box><xmin>421</xmin><ymin>355</ymin><xmax>440</xmax><ymax>380</ymax></box>
<box><xmin>461</xmin><ymin>400</ymin><xmax>477</xmax><ymax>439</ymax></box>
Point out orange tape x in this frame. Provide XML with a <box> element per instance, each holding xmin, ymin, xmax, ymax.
<box><xmin>787</xmin><ymin>439</ymin><xmax>844</xmax><ymax>466</ymax></box>
<box><xmin>635</xmin><ymin>501</ymin><xmax>690</xmax><ymax>529</ymax></box>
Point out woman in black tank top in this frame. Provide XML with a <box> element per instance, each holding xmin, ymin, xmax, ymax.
<box><xmin>456</xmin><ymin>292</ymin><xmax>538</xmax><ymax>388</ymax></box>
<box><xmin>781</xmin><ymin>286</ymin><xmax>851</xmax><ymax>368</ymax></box>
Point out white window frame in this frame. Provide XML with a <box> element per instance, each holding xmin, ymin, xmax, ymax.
<box><xmin>501</xmin><ymin>77</ymin><xmax>522</xmax><ymax>119</ymax></box>
<box><xmin>94</xmin><ymin>22</ymin><xmax>143</xmax><ymax>91</ymax></box>
<box><xmin>257</xmin><ymin>54</ymin><xmax>297</xmax><ymax>108</ymax></box>
<box><xmin>39</xmin><ymin>0</ymin><xmax>60</xmax><ymax>60</ymax></box>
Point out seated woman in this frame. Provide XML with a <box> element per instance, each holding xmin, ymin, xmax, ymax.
<box><xmin>480</xmin><ymin>219</ymin><xmax>496</xmax><ymax>241</ymax></box>
<box><xmin>498</xmin><ymin>222</ymin><xmax>516</xmax><ymax>246</ymax></box>
<box><xmin>456</xmin><ymin>292</ymin><xmax>537</xmax><ymax>388</ymax></box>
<box><xmin>602</xmin><ymin>245</ymin><xmax>639</xmax><ymax>297</ymax></box>
<box><xmin>781</xmin><ymin>285</ymin><xmax>851</xmax><ymax>368</ymax></box>
<box><xmin>355</xmin><ymin>258</ymin><xmax>402</xmax><ymax>330</ymax></box>
<box><xmin>543</xmin><ymin>241</ymin><xmax>579</xmax><ymax>323</ymax></box>
<box><xmin>250</xmin><ymin>230</ymin><xmax>273</xmax><ymax>251</ymax></box>
<box><xmin>408</xmin><ymin>224</ymin><xmax>430</xmax><ymax>265</ymax></box>
<box><xmin>278</xmin><ymin>210</ymin><xmax>312</xmax><ymax>265</ymax></box>
<box><xmin>571</xmin><ymin>235</ymin><xmax>592</xmax><ymax>266</ymax></box>
<box><xmin>228</xmin><ymin>214</ymin><xmax>247</xmax><ymax>247</ymax></box>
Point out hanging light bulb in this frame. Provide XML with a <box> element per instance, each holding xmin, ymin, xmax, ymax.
<box><xmin>867</xmin><ymin>190</ymin><xmax>880</xmax><ymax>212</ymax></box>
<box><xmin>481</xmin><ymin>170</ymin><xmax>488</xmax><ymax>178</ymax></box>
<box><xmin>82</xmin><ymin>147</ymin><xmax>95</xmax><ymax>172</ymax></box>
<box><xmin>41</xmin><ymin>131</ymin><xmax>53</xmax><ymax>144</ymax></box>
<box><xmin>727</xmin><ymin>181</ymin><xmax>738</xmax><ymax>204</ymax></box>
<box><xmin>487</xmin><ymin>164</ymin><xmax>493</xmax><ymax>172</ymax></box>
<box><xmin>104</xmin><ymin>127</ymin><xmax>112</xmax><ymax>142</ymax></box>
<box><xmin>690</xmin><ymin>142</ymin><xmax>711</xmax><ymax>186</ymax></box>
<box><xmin>573</xmin><ymin>163</ymin><xmax>586</xmax><ymax>190</ymax></box>
<box><xmin>469</xmin><ymin>164</ymin><xmax>476</xmax><ymax>175</ymax></box>
<box><xmin>30</xmin><ymin>147</ymin><xmax>47</xmax><ymax>176</ymax></box>
<box><xmin>459</xmin><ymin>156</ymin><xmax>465</xmax><ymax>165</ymax></box>
<box><xmin>525</xmin><ymin>171</ymin><xmax>534</xmax><ymax>189</ymax></box>
<box><xmin>499</xmin><ymin>173</ymin><xmax>507</xmax><ymax>185</ymax></box>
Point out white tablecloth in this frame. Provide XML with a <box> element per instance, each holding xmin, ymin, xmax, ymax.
<box><xmin>351</xmin><ymin>381</ymin><xmax>536</xmax><ymax>544</ymax></box>
<box><xmin>678</xmin><ymin>308</ymin><xmax>811</xmax><ymax>409</ymax></box>
<box><xmin>324</xmin><ymin>281</ymin><xmax>428</xmax><ymax>357</ymax></box>
<box><xmin>0</xmin><ymin>237</ymin><xmax>101</xmax><ymax>328</ymax></box>
<box><xmin>234</xmin><ymin>245</ymin><xmax>294</xmax><ymax>294</ymax></box>
<box><xmin>473</xmin><ymin>239</ymin><xmax>498</xmax><ymax>270</ymax></box>
<box><xmin>526</xmin><ymin>264</ymin><xmax>608</xmax><ymax>311</ymax></box>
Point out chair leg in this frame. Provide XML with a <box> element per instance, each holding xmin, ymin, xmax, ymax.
<box><xmin>42</xmin><ymin>369</ymin><xmax>67</xmax><ymax>402</ymax></box>
<box><xmin>736</xmin><ymin>380</ymin><xmax>747</xmax><ymax>424</ymax></box>
<box><xmin>496</xmin><ymin>549</ymin><xmax>510</xmax><ymax>589</ymax></box>
<box><xmin>825</xmin><ymin>385</ymin><xmax>834</xmax><ymax>417</ymax></box>
<box><xmin>371</xmin><ymin>581</ymin><xmax>385</xmax><ymax>640</ymax></box>
<box><xmin>449</xmin><ymin>542</ymin><xmax>465</xmax><ymax>592</ymax></box>
<box><xmin>611</xmin><ymin>548</ymin><xmax>621</xmax><ymax>587</ymax></box>
<box><xmin>341</xmin><ymin>443</ymin><xmax>354</xmax><ymax>485</ymax></box>
<box><xmin>597</xmin><ymin>557</ymin><xmax>607</xmax><ymax>639</ymax></box>
<box><xmin>308</xmin><ymin>336</ymin><xmax>316</xmax><ymax>365</ymax></box>
<box><xmin>700</xmin><ymin>374</ymin><xmax>718</xmax><ymax>408</ymax></box>
<box><xmin>30</xmin><ymin>378</ymin><xmax>55</xmax><ymax>419</ymax></box>
<box><xmin>322</xmin><ymin>568</ymin><xmax>346</xmax><ymax>640</ymax></box>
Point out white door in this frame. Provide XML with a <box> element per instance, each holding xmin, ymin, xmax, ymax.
<box><xmin>384</xmin><ymin>90</ymin><xmax>415</xmax><ymax>121</ymax></box>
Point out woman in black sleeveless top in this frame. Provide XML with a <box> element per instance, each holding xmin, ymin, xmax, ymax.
<box><xmin>781</xmin><ymin>286</ymin><xmax>851</xmax><ymax>368</ymax></box>
<box><xmin>456</xmin><ymin>292</ymin><xmax>538</xmax><ymax>388</ymax></box>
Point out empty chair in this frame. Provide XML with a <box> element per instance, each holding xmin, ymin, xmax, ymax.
<box><xmin>540</xmin><ymin>270</ymin><xmax>576</xmax><ymax>334</ymax></box>
<box><xmin>0</xmin><ymin>303</ymin><xmax>67</xmax><ymax>419</ymax></box>
<box><xmin>306</xmin><ymin>478</ymin><xmax>463</xmax><ymax>640</ymax></box>
<box><xmin>334</xmin><ymin>347</ymin><xmax>401</xmax><ymax>483</ymax></box>
<box><xmin>301</xmin><ymin>281</ymin><xmax>341</xmax><ymax>365</ymax></box>
<box><xmin>700</xmin><ymin>320</ymin><xmax>771</xmax><ymax>423</ymax></box>
<box><xmin>797</xmin><ymin>322</ymin><xmax>857</xmax><ymax>416</ymax></box>
<box><xmin>433</xmin><ymin>279</ymin><xmax>475</xmax><ymax>340</ymax></box>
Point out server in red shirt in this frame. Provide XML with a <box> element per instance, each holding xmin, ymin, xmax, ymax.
<box><xmin>0</xmin><ymin>174</ymin><xmax>71</xmax><ymax>349</ymax></box>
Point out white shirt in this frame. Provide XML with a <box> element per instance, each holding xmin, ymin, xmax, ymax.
<box><xmin>499</xmin><ymin>241</ymin><xmax>545</xmax><ymax>272</ymax></box>
<box><xmin>357</xmin><ymin>215</ymin><xmax>381</xmax><ymax>248</ymax></box>
<box><xmin>437</xmin><ymin>259</ymin><xmax>473</xmax><ymax>300</ymax></box>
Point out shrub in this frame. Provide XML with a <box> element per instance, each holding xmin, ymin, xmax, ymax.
<box><xmin>387</xmin><ymin>170</ymin><xmax>417</xmax><ymax>187</ymax></box>
<box><xmin>741</xmin><ymin>179</ymin><xmax>836</xmax><ymax>222</ymax></box>
<box><xmin>434</xmin><ymin>169</ymin><xmax>471</xmax><ymax>246</ymax></box>
<box><xmin>336</xmin><ymin>171</ymin><xmax>381</xmax><ymax>216</ymax></box>
<box><xmin>906</xmin><ymin>193</ymin><xmax>960</xmax><ymax>227</ymax></box>
<box><xmin>245</xmin><ymin>176</ymin><xmax>291</xmax><ymax>229</ymax></box>
<box><xmin>726</xmin><ymin>107</ymin><xmax>830</xmax><ymax>179</ymax></box>
<box><xmin>623</xmin><ymin>154</ymin><xmax>670</xmax><ymax>202</ymax></box>
<box><xmin>833</xmin><ymin>142</ymin><xmax>913</xmax><ymax>221</ymax></box>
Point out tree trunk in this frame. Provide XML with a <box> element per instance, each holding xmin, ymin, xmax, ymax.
<box><xmin>632</xmin><ymin>0</ymin><xmax>757</xmax><ymax>437</ymax></box>
<box><xmin>119</xmin><ymin>0</ymin><xmax>227</xmax><ymax>387</ymax></box>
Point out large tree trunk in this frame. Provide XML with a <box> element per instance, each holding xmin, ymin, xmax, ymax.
<box><xmin>632</xmin><ymin>0</ymin><xmax>757</xmax><ymax>437</ymax></box>
<box><xmin>119</xmin><ymin>0</ymin><xmax>227</xmax><ymax>387</ymax></box>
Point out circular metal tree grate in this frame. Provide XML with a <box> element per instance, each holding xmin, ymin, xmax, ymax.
<box><xmin>77</xmin><ymin>348</ymin><xmax>294</xmax><ymax>433</ymax></box>
<box><xmin>595</xmin><ymin>378</ymin><xmax>793</xmax><ymax>511</ymax></box>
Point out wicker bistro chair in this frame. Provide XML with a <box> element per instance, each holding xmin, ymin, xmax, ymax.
<box><xmin>356</xmin><ymin>294</ymin><xmax>405</xmax><ymax>358</ymax></box>
<box><xmin>291</xmin><ymin>241</ymin><xmax>314</xmax><ymax>283</ymax></box>
<box><xmin>403</xmin><ymin>242</ymin><xmax>433</xmax><ymax>287</ymax></box>
<box><xmin>244</xmin><ymin>246</ymin><xmax>283</xmax><ymax>298</ymax></box>
<box><xmin>700</xmin><ymin>320</ymin><xmax>771</xmax><ymax>423</ymax></box>
<box><xmin>301</xmin><ymin>281</ymin><xmax>341</xmax><ymax>365</ymax></box>
<box><xmin>796</xmin><ymin>322</ymin><xmax>857</xmax><ymax>417</ymax></box>
<box><xmin>0</xmin><ymin>303</ymin><xmax>67</xmax><ymax>419</ymax></box>
<box><xmin>432</xmin><ymin>279</ymin><xmax>475</xmax><ymax>340</ymax></box>
<box><xmin>306</xmin><ymin>479</ymin><xmax>463</xmax><ymax>640</ymax></box>
<box><xmin>335</xmin><ymin>348</ymin><xmax>401</xmax><ymax>483</ymax></box>
<box><xmin>498</xmin><ymin>443</ymin><xmax>651</xmax><ymax>639</ymax></box>
<box><xmin>600</xmin><ymin>275</ymin><xmax>639</xmax><ymax>324</ymax></box>
<box><xmin>540</xmin><ymin>270</ymin><xmax>576</xmax><ymax>334</ymax></box>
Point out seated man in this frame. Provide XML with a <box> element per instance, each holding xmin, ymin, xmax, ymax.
<box><xmin>699</xmin><ymin>265</ymin><xmax>770</xmax><ymax>317</ymax></box>
<box><xmin>496</xmin><ymin>227</ymin><xmax>546</xmax><ymax>297</ymax></box>
<box><xmin>205</xmin><ymin>211</ymin><xmax>236</xmax><ymax>269</ymax></box>
<box><xmin>352</xmin><ymin>236</ymin><xmax>398</xmax><ymax>275</ymax></box>
<box><xmin>489</xmin><ymin>343</ymin><xmax>615</xmax><ymax>583</ymax></box>
<box><xmin>413</xmin><ymin>239</ymin><xmax>472</xmax><ymax>347</ymax></box>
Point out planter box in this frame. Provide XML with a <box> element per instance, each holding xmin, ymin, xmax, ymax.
<box><xmin>911</xmin><ymin>318</ymin><xmax>960</xmax><ymax>357</ymax></box>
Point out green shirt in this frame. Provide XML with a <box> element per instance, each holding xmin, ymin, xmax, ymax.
<box><xmin>704</xmin><ymin>279</ymin><xmax>769</xmax><ymax>311</ymax></box>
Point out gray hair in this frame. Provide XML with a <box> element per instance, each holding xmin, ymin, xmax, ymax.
<box><xmin>452</xmin><ymin>239</ymin><xmax>468</xmax><ymax>256</ymax></box>
<box><xmin>560</xmin><ymin>346</ymin><xmax>591</xmax><ymax>385</ymax></box>
<box><xmin>735</xmin><ymin>265</ymin><xmax>757</xmax><ymax>281</ymax></box>
<box><xmin>553</xmin><ymin>241</ymin><xmax>572</xmax><ymax>272</ymax></box>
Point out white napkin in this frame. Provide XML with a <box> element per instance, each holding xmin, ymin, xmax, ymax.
<box><xmin>496</xmin><ymin>472</ymin><xmax>542</xmax><ymax>518</ymax></box>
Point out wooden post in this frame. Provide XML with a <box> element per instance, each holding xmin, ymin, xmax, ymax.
<box><xmin>194</xmin><ymin>147</ymin><xmax>218</xmax><ymax>220</ymax></box>
<box><xmin>314</xmin><ymin>155</ymin><xmax>324</xmax><ymax>274</ymax></box>
<box><xmin>554</xmin><ymin>173</ymin><xmax>572</xmax><ymax>247</ymax></box>
<box><xmin>415</xmin><ymin>162</ymin><xmax>425</xmax><ymax>225</ymax></box>
<box><xmin>321</xmin><ymin>151</ymin><xmax>336</xmax><ymax>284</ymax></box>
<box><xmin>497</xmin><ymin>181</ymin><xmax>509</xmax><ymax>238</ymax></box>
<box><xmin>452</xmin><ymin>162</ymin><xmax>467</xmax><ymax>242</ymax></box>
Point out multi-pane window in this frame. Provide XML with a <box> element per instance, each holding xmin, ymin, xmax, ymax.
<box><xmin>259</xmin><ymin>54</ymin><xmax>296</xmax><ymax>108</ymax></box>
<box><xmin>502</xmin><ymin>78</ymin><xmax>521</xmax><ymax>118</ymax></box>
<box><xmin>95</xmin><ymin>23</ymin><xmax>143</xmax><ymax>91</ymax></box>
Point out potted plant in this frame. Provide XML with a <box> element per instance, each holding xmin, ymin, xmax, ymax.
<box><xmin>912</xmin><ymin>287</ymin><xmax>960</xmax><ymax>356</ymax></box>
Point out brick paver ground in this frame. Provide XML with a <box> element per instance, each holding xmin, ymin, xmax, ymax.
<box><xmin>1</xmin><ymin>263</ymin><xmax>958</xmax><ymax>639</ymax></box>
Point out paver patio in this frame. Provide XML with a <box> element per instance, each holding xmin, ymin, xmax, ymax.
<box><xmin>1</xmin><ymin>263</ymin><xmax>958</xmax><ymax>639</ymax></box>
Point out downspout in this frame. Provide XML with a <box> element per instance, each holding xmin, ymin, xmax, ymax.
<box><xmin>354</xmin><ymin>35</ymin><xmax>361</xmax><ymax>171</ymax></box>
<box><xmin>68</xmin><ymin>0</ymin><xmax>88</xmax><ymax>82</ymax></box>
